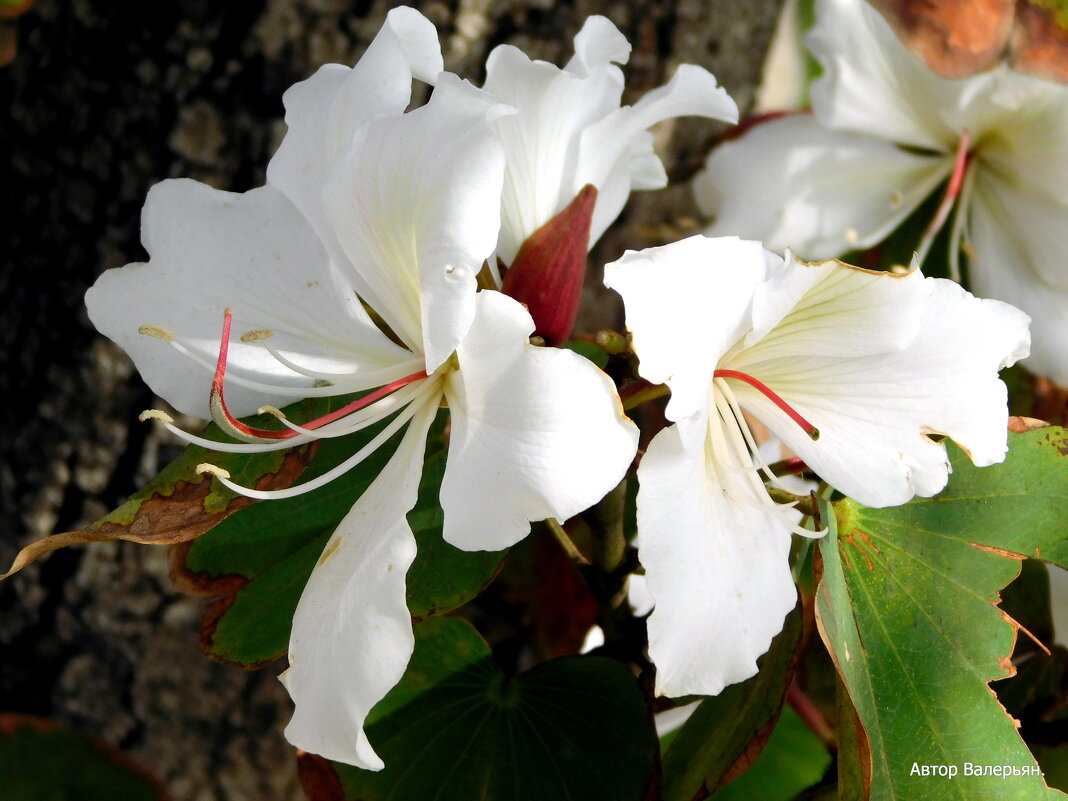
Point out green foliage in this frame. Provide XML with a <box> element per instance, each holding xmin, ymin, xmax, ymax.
<box><xmin>333</xmin><ymin>617</ymin><xmax>658</xmax><ymax>801</ymax></box>
<box><xmin>0</xmin><ymin>719</ymin><xmax>160</xmax><ymax>801</ymax></box>
<box><xmin>184</xmin><ymin>409</ymin><xmax>506</xmax><ymax>666</ymax></box>
<box><xmin>817</xmin><ymin>429</ymin><xmax>1068</xmax><ymax>800</ymax></box>
<box><xmin>660</xmin><ymin>608</ymin><xmax>804</xmax><ymax>801</ymax></box>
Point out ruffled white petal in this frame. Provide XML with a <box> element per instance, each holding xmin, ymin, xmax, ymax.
<box><xmin>267</xmin><ymin>8</ymin><xmax>443</xmax><ymax>302</ymax></box>
<box><xmin>566</xmin><ymin>15</ymin><xmax>631</xmax><ymax>74</ymax></box>
<box><xmin>580</xmin><ymin>64</ymin><xmax>738</xmax><ymax>247</ymax></box>
<box><xmin>281</xmin><ymin>394</ymin><xmax>439</xmax><ymax>770</ymax></box>
<box><xmin>603</xmin><ymin>236</ymin><xmax>778</xmax><ymax>422</ymax></box>
<box><xmin>85</xmin><ymin>179</ymin><xmax>406</xmax><ymax>418</ymax></box>
<box><xmin>967</xmin><ymin>182</ymin><xmax>1068</xmax><ymax>385</ymax></box>
<box><xmin>728</xmin><ymin>260</ymin><xmax>1030</xmax><ymax>507</ymax></box>
<box><xmin>324</xmin><ymin>74</ymin><xmax>508</xmax><ymax>371</ymax></box>
<box><xmin>440</xmin><ymin>291</ymin><xmax>638</xmax><ymax>551</ymax></box>
<box><xmin>696</xmin><ymin>115</ymin><xmax>949</xmax><ymax>259</ymax></box>
<box><xmin>485</xmin><ymin>37</ymin><xmax>625</xmax><ymax>264</ymax></box>
<box><xmin>806</xmin><ymin>0</ymin><xmax>985</xmax><ymax>149</ymax></box>
<box><xmin>638</xmin><ymin>414</ymin><xmax>797</xmax><ymax>697</ymax></box>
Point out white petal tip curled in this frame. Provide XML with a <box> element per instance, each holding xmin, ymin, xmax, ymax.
<box><xmin>196</xmin><ymin>463</ymin><xmax>231</xmax><ymax>480</ymax></box>
<box><xmin>137</xmin><ymin>324</ymin><xmax>175</xmax><ymax>342</ymax></box>
<box><xmin>138</xmin><ymin>409</ymin><xmax>174</xmax><ymax>424</ymax></box>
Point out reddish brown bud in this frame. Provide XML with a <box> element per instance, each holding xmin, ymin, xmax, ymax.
<box><xmin>501</xmin><ymin>184</ymin><xmax>597</xmax><ymax>345</ymax></box>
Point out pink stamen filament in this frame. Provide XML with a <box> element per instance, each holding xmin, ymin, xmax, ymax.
<box><xmin>916</xmin><ymin>130</ymin><xmax>971</xmax><ymax>266</ymax></box>
<box><xmin>713</xmin><ymin>369</ymin><xmax>820</xmax><ymax>440</ymax></box>
<box><xmin>210</xmin><ymin>308</ymin><xmax>427</xmax><ymax>441</ymax></box>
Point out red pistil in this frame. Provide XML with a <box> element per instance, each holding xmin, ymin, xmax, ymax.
<box><xmin>916</xmin><ymin>130</ymin><xmax>971</xmax><ymax>266</ymax></box>
<box><xmin>714</xmin><ymin>369</ymin><xmax>820</xmax><ymax>440</ymax></box>
<box><xmin>210</xmin><ymin>308</ymin><xmax>427</xmax><ymax>441</ymax></box>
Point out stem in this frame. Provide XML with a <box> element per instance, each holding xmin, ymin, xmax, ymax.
<box><xmin>788</xmin><ymin>682</ymin><xmax>837</xmax><ymax>751</ymax></box>
<box><xmin>916</xmin><ymin>130</ymin><xmax>970</xmax><ymax>266</ymax></box>
<box><xmin>545</xmin><ymin>518</ymin><xmax>590</xmax><ymax>566</ymax></box>
<box><xmin>621</xmin><ymin>381</ymin><xmax>670</xmax><ymax>411</ymax></box>
<box><xmin>766</xmin><ymin>486</ymin><xmax>819</xmax><ymax>518</ymax></box>
<box><xmin>591</xmin><ymin>480</ymin><xmax>628</xmax><ymax>573</ymax></box>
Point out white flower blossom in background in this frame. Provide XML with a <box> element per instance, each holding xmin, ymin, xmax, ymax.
<box><xmin>695</xmin><ymin>0</ymin><xmax>1068</xmax><ymax>385</ymax></box>
<box><xmin>485</xmin><ymin>15</ymin><xmax>738</xmax><ymax>267</ymax></box>
<box><xmin>86</xmin><ymin>8</ymin><xmax>637</xmax><ymax>770</ymax></box>
<box><xmin>605</xmin><ymin>235</ymin><xmax>1030</xmax><ymax>697</ymax></box>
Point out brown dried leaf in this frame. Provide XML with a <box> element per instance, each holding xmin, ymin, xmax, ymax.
<box><xmin>1</xmin><ymin>446</ymin><xmax>314</xmax><ymax>580</ymax></box>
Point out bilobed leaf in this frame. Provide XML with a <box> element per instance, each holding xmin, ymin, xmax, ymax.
<box><xmin>179</xmin><ymin>411</ymin><xmax>505</xmax><ymax>667</ymax></box>
<box><xmin>326</xmin><ymin>617</ymin><xmax>658</xmax><ymax>801</ymax></box>
<box><xmin>0</xmin><ymin>715</ymin><xmax>164</xmax><ymax>801</ymax></box>
<box><xmin>661</xmin><ymin>607</ymin><xmax>803</xmax><ymax>801</ymax></box>
<box><xmin>815</xmin><ymin>428</ymin><xmax>1068</xmax><ymax>800</ymax></box>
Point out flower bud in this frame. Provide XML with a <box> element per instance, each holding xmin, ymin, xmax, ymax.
<box><xmin>501</xmin><ymin>185</ymin><xmax>597</xmax><ymax>345</ymax></box>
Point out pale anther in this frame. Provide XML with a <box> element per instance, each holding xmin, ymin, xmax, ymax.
<box><xmin>138</xmin><ymin>324</ymin><xmax>176</xmax><ymax>342</ymax></box>
<box><xmin>138</xmin><ymin>409</ymin><xmax>174</xmax><ymax>424</ymax></box>
<box><xmin>241</xmin><ymin>329</ymin><xmax>274</xmax><ymax>343</ymax></box>
<box><xmin>196</xmin><ymin>463</ymin><xmax>231</xmax><ymax>479</ymax></box>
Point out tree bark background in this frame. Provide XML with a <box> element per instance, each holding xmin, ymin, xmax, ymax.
<box><xmin>0</xmin><ymin>1</ymin><xmax>781</xmax><ymax>798</ymax></box>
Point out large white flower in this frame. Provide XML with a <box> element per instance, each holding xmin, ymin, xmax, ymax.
<box><xmin>87</xmin><ymin>8</ymin><xmax>637</xmax><ymax>770</ymax></box>
<box><xmin>695</xmin><ymin>0</ymin><xmax>1068</xmax><ymax>385</ymax></box>
<box><xmin>485</xmin><ymin>15</ymin><xmax>738</xmax><ymax>267</ymax></box>
<box><xmin>604</xmin><ymin>235</ymin><xmax>1029</xmax><ymax>697</ymax></box>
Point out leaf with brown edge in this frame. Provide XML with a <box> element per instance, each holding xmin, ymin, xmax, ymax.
<box><xmin>1</xmin><ymin>439</ymin><xmax>314</xmax><ymax>580</ymax></box>
<box><xmin>660</xmin><ymin>607</ymin><xmax>804</xmax><ymax>801</ymax></box>
<box><xmin>814</xmin><ymin>428</ymin><xmax>1068</xmax><ymax>800</ymax></box>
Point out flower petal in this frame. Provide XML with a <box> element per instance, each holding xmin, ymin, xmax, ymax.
<box><xmin>580</xmin><ymin>64</ymin><xmax>738</xmax><ymax>247</ymax></box>
<box><xmin>728</xmin><ymin>259</ymin><xmax>1030</xmax><ymax>507</ymax></box>
<box><xmin>485</xmin><ymin>35</ymin><xmax>625</xmax><ymax>264</ymax></box>
<box><xmin>267</xmin><ymin>7</ymin><xmax>443</xmax><ymax>298</ymax></box>
<box><xmin>638</xmin><ymin>415</ymin><xmax>797</xmax><ymax>697</ymax></box>
<box><xmin>440</xmin><ymin>290</ymin><xmax>638</xmax><ymax>551</ymax></box>
<box><xmin>280</xmin><ymin>394</ymin><xmax>439</xmax><ymax>770</ymax></box>
<box><xmin>603</xmin><ymin>236</ymin><xmax>778</xmax><ymax>422</ymax></box>
<box><xmin>696</xmin><ymin>114</ymin><xmax>949</xmax><ymax>259</ymax></box>
<box><xmin>85</xmin><ymin>179</ymin><xmax>406</xmax><ymax>418</ymax></box>
<box><xmin>806</xmin><ymin>0</ymin><xmax>984</xmax><ymax>149</ymax></box>
<box><xmin>324</xmin><ymin>74</ymin><xmax>508</xmax><ymax>371</ymax></box>
<box><xmin>967</xmin><ymin>182</ymin><xmax>1068</xmax><ymax>385</ymax></box>
<box><xmin>565</xmin><ymin>15</ymin><xmax>631</xmax><ymax>74</ymax></box>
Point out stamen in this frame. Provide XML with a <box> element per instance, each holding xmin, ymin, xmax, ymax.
<box><xmin>715</xmin><ymin>378</ymin><xmax>795</xmax><ymax>491</ymax></box>
<box><xmin>139</xmin><ymin>409</ymin><xmax>174</xmax><ymax>424</ymax></box>
<box><xmin>916</xmin><ymin>130</ymin><xmax>970</xmax><ymax>266</ymax></box>
<box><xmin>138</xmin><ymin>324</ymin><xmax>175</xmax><ymax>342</ymax></box>
<box><xmin>240</xmin><ymin>329</ymin><xmax>273</xmax><ymax>343</ymax></box>
<box><xmin>196</xmin><ymin>463</ymin><xmax>231</xmax><ymax>480</ymax></box>
<box><xmin>713</xmin><ymin>369</ymin><xmax>820</xmax><ymax>440</ymax></box>
<box><xmin>207</xmin><ymin>391</ymin><xmax>434</xmax><ymax>501</ymax></box>
<box><xmin>208</xmin><ymin>308</ymin><xmax>428</xmax><ymax>443</ymax></box>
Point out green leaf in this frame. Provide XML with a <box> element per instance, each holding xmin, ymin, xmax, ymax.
<box><xmin>661</xmin><ymin>607</ymin><xmax>803</xmax><ymax>801</ymax></box>
<box><xmin>185</xmin><ymin>411</ymin><xmax>505</xmax><ymax>666</ymax></box>
<box><xmin>333</xmin><ymin>617</ymin><xmax>658</xmax><ymax>801</ymax></box>
<box><xmin>816</xmin><ymin>429</ymin><xmax>1068</xmax><ymax>800</ymax></box>
<box><xmin>561</xmin><ymin>339</ymin><xmax>609</xmax><ymax>369</ymax></box>
<box><xmin>707</xmin><ymin>705</ymin><xmax>831</xmax><ymax>801</ymax></box>
<box><xmin>0</xmin><ymin>716</ymin><xmax>161</xmax><ymax>801</ymax></box>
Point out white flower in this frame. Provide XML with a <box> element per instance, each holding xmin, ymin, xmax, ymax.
<box><xmin>86</xmin><ymin>8</ymin><xmax>637</xmax><ymax>770</ymax></box>
<box><xmin>695</xmin><ymin>0</ymin><xmax>1068</xmax><ymax>385</ymax></box>
<box><xmin>485</xmin><ymin>15</ymin><xmax>738</xmax><ymax>266</ymax></box>
<box><xmin>604</xmin><ymin>235</ymin><xmax>1029</xmax><ymax>697</ymax></box>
